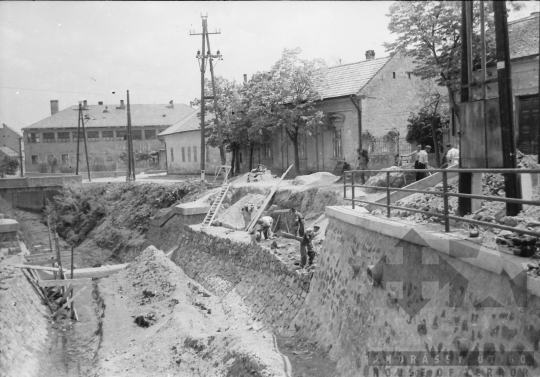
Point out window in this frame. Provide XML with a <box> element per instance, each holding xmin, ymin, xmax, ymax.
<box><xmin>193</xmin><ymin>146</ymin><xmax>197</xmax><ymax>162</ymax></box>
<box><xmin>144</xmin><ymin>130</ymin><xmax>157</xmax><ymax>140</ymax></box>
<box><xmin>31</xmin><ymin>155</ymin><xmax>38</xmax><ymax>165</ymax></box>
<box><xmin>47</xmin><ymin>154</ymin><xmax>54</xmax><ymax>164</ymax></box>
<box><xmin>87</xmin><ymin>131</ymin><xmax>99</xmax><ymax>141</ymax></box>
<box><xmin>263</xmin><ymin>136</ymin><xmax>272</xmax><ymax>158</ymax></box>
<box><xmin>393</xmin><ymin>72</ymin><xmax>396</xmax><ymax>79</ymax></box>
<box><xmin>299</xmin><ymin>134</ymin><xmax>307</xmax><ymax>158</ymax></box>
<box><xmin>132</xmin><ymin>130</ymin><xmax>142</xmax><ymax>140</ymax></box>
<box><xmin>182</xmin><ymin>147</ymin><xmax>185</xmax><ymax>162</ymax></box>
<box><xmin>170</xmin><ymin>148</ymin><xmax>174</xmax><ymax>162</ymax></box>
<box><xmin>61</xmin><ymin>154</ymin><xmax>69</xmax><ymax>164</ymax></box>
<box><xmin>116</xmin><ymin>130</ymin><xmax>127</xmax><ymax>141</ymax></box>
<box><xmin>43</xmin><ymin>132</ymin><xmax>55</xmax><ymax>143</ymax></box>
<box><xmin>73</xmin><ymin>131</ymin><xmax>85</xmax><ymax>141</ymax></box>
<box><xmin>333</xmin><ymin>129</ymin><xmax>342</xmax><ymax>158</ymax></box>
<box><xmin>187</xmin><ymin>146</ymin><xmax>191</xmax><ymax>162</ymax></box>
<box><xmin>27</xmin><ymin>133</ymin><xmax>40</xmax><ymax>143</ymax></box>
<box><xmin>58</xmin><ymin>132</ymin><xmax>70</xmax><ymax>142</ymax></box>
<box><xmin>102</xmin><ymin>131</ymin><xmax>114</xmax><ymax>141</ymax></box>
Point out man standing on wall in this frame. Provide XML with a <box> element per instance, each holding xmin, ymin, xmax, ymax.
<box><xmin>416</xmin><ymin>145</ymin><xmax>430</xmax><ymax>181</ymax></box>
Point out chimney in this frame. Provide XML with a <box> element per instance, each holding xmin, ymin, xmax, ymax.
<box><xmin>103</xmin><ymin>106</ymin><xmax>109</xmax><ymax>113</ymax></box>
<box><xmin>365</xmin><ymin>50</ymin><xmax>375</xmax><ymax>61</ymax></box>
<box><xmin>118</xmin><ymin>100</ymin><xmax>125</xmax><ymax>109</ymax></box>
<box><xmin>50</xmin><ymin>100</ymin><xmax>59</xmax><ymax>115</ymax></box>
<box><xmin>168</xmin><ymin>100</ymin><xmax>174</xmax><ymax>108</ymax></box>
<box><xmin>98</xmin><ymin>101</ymin><xmax>103</xmax><ymax>105</ymax></box>
<box><xmin>339</xmin><ymin>59</ymin><xmax>342</xmax><ymax>65</ymax></box>
<box><xmin>243</xmin><ymin>74</ymin><xmax>247</xmax><ymax>84</ymax></box>
<box><xmin>83</xmin><ymin>100</ymin><xmax>88</xmax><ymax>109</ymax></box>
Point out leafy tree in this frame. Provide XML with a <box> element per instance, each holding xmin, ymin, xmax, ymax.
<box><xmin>384</xmin><ymin>1</ymin><xmax>522</xmax><ymax>121</ymax></box>
<box><xmin>405</xmin><ymin>107</ymin><xmax>449</xmax><ymax>164</ymax></box>
<box><xmin>247</xmin><ymin>48</ymin><xmax>328</xmax><ymax>175</ymax></box>
<box><xmin>0</xmin><ymin>157</ymin><xmax>19</xmax><ymax>176</ymax></box>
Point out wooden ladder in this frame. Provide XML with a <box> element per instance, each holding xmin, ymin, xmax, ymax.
<box><xmin>213</xmin><ymin>165</ymin><xmax>232</xmax><ymax>185</ymax></box>
<box><xmin>201</xmin><ymin>183</ymin><xmax>232</xmax><ymax>231</ymax></box>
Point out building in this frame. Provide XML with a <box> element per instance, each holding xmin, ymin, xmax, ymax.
<box><xmin>22</xmin><ymin>100</ymin><xmax>194</xmax><ymax>173</ymax></box>
<box><xmin>158</xmin><ymin>111</ymin><xmax>231</xmax><ymax>176</ymax></box>
<box><xmin>253</xmin><ymin>51</ymin><xmax>427</xmax><ymax>175</ymax></box>
<box><xmin>0</xmin><ymin>123</ymin><xmax>23</xmax><ymax>164</ymax></box>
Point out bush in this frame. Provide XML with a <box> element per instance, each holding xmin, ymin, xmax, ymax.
<box><xmin>0</xmin><ymin>157</ymin><xmax>19</xmax><ymax>176</ymax></box>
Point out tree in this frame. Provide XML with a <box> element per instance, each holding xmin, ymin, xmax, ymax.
<box><xmin>247</xmin><ymin>48</ymin><xmax>328</xmax><ymax>175</ymax></box>
<box><xmin>405</xmin><ymin>107</ymin><xmax>449</xmax><ymax>165</ymax></box>
<box><xmin>0</xmin><ymin>157</ymin><xmax>19</xmax><ymax>177</ymax></box>
<box><xmin>384</xmin><ymin>1</ymin><xmax>522</xmax><ymax>121</ymax></box>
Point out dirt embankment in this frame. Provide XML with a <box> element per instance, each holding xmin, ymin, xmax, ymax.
<box><xmin>93</xmin><ymin>245</ymin><xmax>291</xmax><ymax>377</ymax></box>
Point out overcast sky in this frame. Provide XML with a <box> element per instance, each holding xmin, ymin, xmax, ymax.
<box><xmin>0</xmin><ymin>1</ymin><xmax>538</xmax><ymax>133</ymax></box>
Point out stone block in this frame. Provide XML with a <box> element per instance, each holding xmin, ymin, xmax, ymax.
<box><xmin>0</xmin><ymin>220</ymin><xmax>19</xmax><ymax>234</ymax></box>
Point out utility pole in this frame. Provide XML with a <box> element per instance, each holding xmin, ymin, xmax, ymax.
<box><xmin>493</xmin><ymin>0</ymin><xmax>521</xmax><ymax>215</ymax></box>
<box><xmin>81</xmin><ymin>113</ymin><xmax>91</xmax><ymax>182</ymax></box>
<box><xmin>126</xmin><ymin>90</ymin><xmax>136</xmax><ymax>182</ymax></box>
<box><xmin>18</xmin><ymin>137</ymin><xmax>23</xmax><ymax>177</ymax></box>
<box><xmin>75</xmin><ymin>103</ymin><xmax>91</xmax><ymax>181</ymax></box>
<box><xmin>190</xmin><ymin>15</ymin><xmax>223</xmax><ymax>186</ymax></box>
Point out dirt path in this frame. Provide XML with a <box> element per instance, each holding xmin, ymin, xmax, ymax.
<box><xmin>93</xmin><ymin>246</ymin><xmax>293</xmax><ymax>377</ymax></box>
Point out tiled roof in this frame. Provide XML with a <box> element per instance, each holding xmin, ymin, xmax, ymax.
<box><xmin>509</xmin><ymin>13</ymin><xmax>539</xmax><ymax>60</ymax></box>
<box><xmin>23</xmin><ymin>103</ymin><xmax>196</xmax><ymax>131</ymax></box>
<box><xmin>318</xmin><ymin>56</ymin><xmax>391</xmax><ymax>99</ymax></box>
<box><xmin>159</xmin><ymin>111</ymin><xmax>214</xmax><ymax>136</ymax></box>
<box><xmin>0</xmin><ymin>147</ymin><xmax>19</xmax><ymax>158</ymax></box>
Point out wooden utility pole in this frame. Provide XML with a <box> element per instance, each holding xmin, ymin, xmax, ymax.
<box><xmin>126</xmin><ymin>91</ymin><xmax>136</xmax><ymax>181</ymax></box>
<box><xmin>81</xmin><ymin>113</ymin><xmax>91</xmax><ymax>182</ymax></box>
<box><xmin>18</xmin><ymin>137</ymin><xmax>23</xmax><ymax>177</ymax></box>
<box><xmin>190</xmin><ymin>15</ymin><xmax>222</xmax><ymax>186</ymax></box>
<box><xmin>493</xmin><ymin>0</ymin><xmax>521</xmax><ymax>215</ymax></box>
<box><xmin>75</xmin><ymin>104</ymin><xmax>82</xmax><ymax>176</ymax></box>
<box><xmin>457</xmin><ymin>0</ymin><xmax>473</xmax><ymax>216</ymax></box>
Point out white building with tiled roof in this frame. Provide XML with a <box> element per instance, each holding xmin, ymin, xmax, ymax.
<box><xmin>22</xmin><ymin>100</ymin><xmax>194</xmax><ymax>173</ymax></box>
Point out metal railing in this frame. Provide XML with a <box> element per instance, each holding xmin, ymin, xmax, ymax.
<box><xmin>343</xmin><ymin>168</ymin><xmax>540</xmax><ymax>237</ymax></box>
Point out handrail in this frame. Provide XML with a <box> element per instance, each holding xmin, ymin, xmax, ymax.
<box><xmin>343</xmin><ymin>167</ymin><xmax>540</xmax><ymax>237</ymax></box>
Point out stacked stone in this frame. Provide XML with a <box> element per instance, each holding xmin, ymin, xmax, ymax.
<box><xmin>172</xmin><ymin>226</ymin><xmax>313</xmax><ymax>333</ymax></box>
<box><xmin>0</xmin><ymin>265</ymin><xmax>49</xmax><ymax>377</ymax></box>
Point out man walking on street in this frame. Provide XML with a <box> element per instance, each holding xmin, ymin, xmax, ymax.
<box><xmin>416</xmin><ymin>145</ymin><xmax>430</xmax><ymax>181</ymax></box>
<box><xmin>300</xmin><ymin>227</ymin><xmax>316</xmax><ymax>269</ymax></box>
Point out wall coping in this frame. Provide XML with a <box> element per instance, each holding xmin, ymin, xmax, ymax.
<box><xmin>326</xmin><ymin>205</ymin><xmax>540</xmax><ymax>297</ymax></box>
<box><xmin>0</xmin><ymin>219</ymin><xmax>19</xmax><ymax>233</ymax></box>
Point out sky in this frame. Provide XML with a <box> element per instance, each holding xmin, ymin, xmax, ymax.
<box><xmin>0</xmin><ymin>1</ymin><xmax>539</xmax><ymax>134</ymax></box>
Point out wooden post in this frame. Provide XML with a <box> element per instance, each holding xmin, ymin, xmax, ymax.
<box><xmin>493</xmin><ymin>0</ymin><xmax>522</xmax><ymax>215</ymax></box>
<box><xmin>75</xmin><ymin>103</ymin><xmax>82</xmax><ymax>175</ymax></box>
<box><xmin>47</xmin><ymin>217</ymin><xmax>54</xmax><ymax>255</ymax></box>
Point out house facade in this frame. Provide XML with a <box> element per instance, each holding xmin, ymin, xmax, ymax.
<box><xmin>22</xmin><ymin>100</ymin><xmax>194</xmax><ymax>173</ymax></box>
<box><xmin>158</xmin><ymin>112</ymin><xmax>231</xmax><ymax>176</ymax></box>
<box><xmin>253</xmin><ymin>51</ymin><xmax>427</xmax><ymax>175</ymax></box>
<box><xmin>0</xmin><ymin>123</ymin><xmax>23</xmax><ymax>165</ymax></box>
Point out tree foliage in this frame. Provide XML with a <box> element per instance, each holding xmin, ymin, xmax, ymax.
<box><xmin>0</xmin><ymin>157</ymin><xmax>19</xmax><ymax>176</ymax></box>
<box><xmin>246</xmin><ymin>48</ymin><xmax>328</xmax><ymax>175</ymax></box>
<box><xmin>384</xmin><ymin>1</ymin><xmax>522</xmax><ymax>119</ymax></box>
<box><xmin>405</xmin><ymin>108</ymin><xmax>449</xmax><ymax>154</ymax></box>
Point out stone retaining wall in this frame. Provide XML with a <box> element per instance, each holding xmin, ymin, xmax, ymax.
<box><xmin>0</xmin><ymin>263</ymin><xmax>48</xmax><ymax>377</ymax></box>
<box><xmin>170</xmin><ymin>226</ymin><xmax>312</xmax><ymax>333</ymax></box>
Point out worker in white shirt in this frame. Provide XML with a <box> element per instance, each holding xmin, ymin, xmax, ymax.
<box><xmin>416</xmin><ymin>145</ymin><xmax>430</xmax><ymax>181</ymax></box>
<box><xmin>445</xmin><ymin>144</ymin><xmax>460</xmax><ymax>166</ymax></box>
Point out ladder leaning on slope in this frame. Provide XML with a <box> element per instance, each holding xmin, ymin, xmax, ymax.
<box><xmin>201</xmin><ymin>166</ymin><xmax>233</xmax><ymax>231</ymax></box>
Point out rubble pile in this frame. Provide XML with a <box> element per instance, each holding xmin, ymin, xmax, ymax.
<box><xmin>363</xmin><ymin>166</ymin><xmax>416</xmax><ymax>193</ymax></box>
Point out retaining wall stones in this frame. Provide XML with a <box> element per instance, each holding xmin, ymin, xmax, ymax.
<box><xmin>170</xmin><ymin>226</ymin><xmax>312</xmax><ymax>333</ymax></box>
<box><xmin>0</xmin><ymin>263</ymin><xmax>48</xmax><ymax>377</ymax></box>
<box><xmin>0</xmin><ymin>219</ymin><xmax>22</xmax><ymax>260</ymax></box>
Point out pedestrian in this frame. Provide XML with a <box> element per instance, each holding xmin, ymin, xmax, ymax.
<box><xmin>445</xmin><ymin>143</ymin><xmax>460</xmax><ymax>166</ymax></box>
<box><xmin>290</xmin><ymin>207</ymin><xmax>305</xmax><ymax>237</ymax></box>
<box><xmin>416</xmin><ymin>145</ymin><xmax>430</xmax><ymax>181</ymax></box>
<box><xmin>300</xmin><ymin>227</ymin><xmax>316</xmax><ymax>268</ymax></box>
<box><xmin>255</xmin><ymin>216</ymin><xmax>274</xmax><ymax>241</ymax></box>
<box><xmin>356</xmin><ymin>148</ymin><xmax>370</xmax><ymax>184</ymax></box>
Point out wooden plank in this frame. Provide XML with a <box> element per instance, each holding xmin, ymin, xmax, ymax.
<box><xmin>13</xmin><ymin>264</ymin><xmax>68</xmax><ymax>272</ymax></box>
<box><xmin>246</xmin><ymin>165</ymin><xmax>293</xmax><ymax>232</ymax></box>
<box><xmin>38</xmin><ymin>278</ymin><xmax>92</xmax><ymax>288</ymax></box>
<box><xmin>26</xmin><ymin>251</ymin><xmax>72</xmax><ymax>261</ymax></box>
<box><xmin>24</xmin><ymin>258</ymin><xmax>58</xmax><ymax>266</ymax></box>
<box><xmin>52</xmin><ymin>286</ymin><xmax>87</xmax><ymax>319</ymax></box>
<box><xmin>21</xmin><ymin>269</ymin><xmax>54</xmax><ymax>313</ymax></box>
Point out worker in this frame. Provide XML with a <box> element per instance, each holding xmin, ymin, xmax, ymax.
<box><xmin>300</xmin><ymin>227</ymin><xmax>316</xmax><ymax>268</ymax></box>
<box><xmin>255</xmin><ymin>216</ymin><xmax>274</xmax><ymax>241</ymax></box>
<box><xmin>416</xmin><ymin>145</ymin><xmax>430</xmax><ymax>181</ymax></box>
<box><xmin>290</xmin><ymin>207</ymin><xmax>305</xmax><ymax>237</ymax></box>
<box><xmin>445</xmin><ymin>144</ymin><xmax>460</xmax><ymax>166</ymax></box>
<box><xmin>241</xmin><ymin>203</ymin><xmax>255</xmax><ymax>228</ymax></box>
<box><xmin>356</xmin><ymin>148</ymin><xmax>370</xmax><ymax>184</ymax></box>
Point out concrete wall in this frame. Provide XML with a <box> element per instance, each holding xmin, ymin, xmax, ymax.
<box><xmin>24</xmin><ymin>126</ymin><xmax>166</xmax><ymax>173</ymax></box>
<box><xmin>291</xmin><ymin>206</ymin><xmax>540</xmax><ymax>376</ymax></box>
<box><xmin>0</xmin><ymin>264</ymin><xmax>49</xmax><ymax>377</ymax></box>
<box><xmin>163</xmin><ymin>130</ymin><xmax>231</xmax><ymax>175</ymax></box>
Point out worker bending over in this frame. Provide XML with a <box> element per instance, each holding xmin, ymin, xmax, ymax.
<box><xmin>256</xmin><ymin>216</ymin><xmax>274</xmax><ymax>241</ymax></box>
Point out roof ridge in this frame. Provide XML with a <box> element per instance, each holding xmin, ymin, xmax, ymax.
<box><xmin>327</xmin><ymin>56</ymin><xmax>390</xmax><ymax>70</ymax></box>
<box><xmin>509</xmin><ymin>13</ymin><xmax>539</xmax><ymax>25</ymax></box>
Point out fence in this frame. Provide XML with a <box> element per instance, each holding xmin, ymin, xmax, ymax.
<box><xmin>343</xmin><ymin>167</ymin><xmax>540</xmax><ymax>237</ymax></box>
<box><xmin>362</xmin><ymin>137</ymin><xmax>415</xmax><ymax>156</ymax></box>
